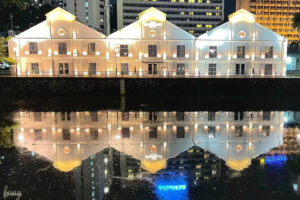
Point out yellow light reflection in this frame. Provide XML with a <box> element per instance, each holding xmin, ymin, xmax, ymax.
<box><xmin>53</xmin><ymin>160</ymin><xmax>81</xmax><ymax>172</ymax></box>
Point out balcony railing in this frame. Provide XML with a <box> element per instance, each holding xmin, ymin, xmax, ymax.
<box><xmin>0</xmin><ymin>70</ymin><xmax>289</xmax><ymax>78</ymax></box>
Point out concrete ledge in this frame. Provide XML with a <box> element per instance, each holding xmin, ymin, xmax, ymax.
<box><xmin>0</xmin><ymin>77</ymin><xmax>300</xmax><ymax>97</ymax></box>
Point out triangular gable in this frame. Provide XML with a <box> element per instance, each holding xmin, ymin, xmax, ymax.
<box><xmin>255</xmin><ymin>23</ymin><xmax>285</xmax><ymax>41</ymax></box>
<box><xmin>75</xmin><ymin>21</ymin><xmax>106</xmax><ymax>39</ymax></box>
<box><xmin>45</xmin><ymin>7</ymin><xmax>76</xmax><ymax>21</ymax></box>
<box><xmin>229</xmin><ymin>9</ymin><xmax>256</xmax><ymax>24</ymax></box>
<box><xmin>108</xmin><ymin>21</ymin><xmax>142</xmax><ymax>40</ymax></box>
<box><xmin>197</xmin><ymin>22</ymin><xmax>230</xmax><ymax>41</ymax></box>
<box><xmin>138</xmin><ymin>7</ymin><xmax>166</xmax><ymax>22</ymax></box>
<box><xmin>166</xmin><ymin>21</ymin><xmax>195</xmax><ymax>40</ymax></box>
<box><xmin>16</xmin><ymin>21</ymin><xmax>51</xmax><ymax>39</ymax></box>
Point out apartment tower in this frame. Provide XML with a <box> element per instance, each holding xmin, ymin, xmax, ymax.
<box><xmin>236</xmin><ymin>0</ymin><xmax>300</xmax><ymax>43</ymax></box>
<box><xmin>117</xmin><ymin>0</ymin><xmax>224</xmax><ymax>37</ymax></box>
<box><xmin>63</xmin><ymin>0</ymin><xmax>111</xmax><ymax>35</ymax></box>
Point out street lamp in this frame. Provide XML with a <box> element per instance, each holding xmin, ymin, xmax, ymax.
<box><xmin>115</xmin><ymin>48</ymin><xmax>119</xmax><ymax>77</ymax></box>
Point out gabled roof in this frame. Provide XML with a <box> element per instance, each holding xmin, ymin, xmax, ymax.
<box><xmin>229</xmin><ymin>9</ymin><xmax>256</xmax><ymax>24</ymax></box>
<box><xmin>45</xmin><ymin>7</ymin><xmax>76</xmax><ymax>21</ymax></box>
<box><xmin>138</xmin><ymin>7</ymin><xmax>167</xmax><ymax>22</ymax></box>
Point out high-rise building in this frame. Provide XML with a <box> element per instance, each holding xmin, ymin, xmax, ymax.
<box><xmin>236</xmin><ymin>0</ymin><xmax>300</xmax><ymax>43</ymax></box>
<box><xmin>63</xmin><ymin>0</ymin><xmax>111</xmax><ymax>35</ymax></box>
<box><xmin>117</xmin><ymin>0</ymin><xmax>224</xmax><ymax>37</ymax></box>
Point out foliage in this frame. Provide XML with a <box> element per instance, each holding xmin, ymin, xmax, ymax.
<box><xmin>1</xmin><ymin>0</ymin><xmax>33</xmax><ymax>9</ymax></box>
<box><xmin>292</xmin><ymin>13</ymin><xmax>300</xmax><ymax>31</ymax></box>
<box><xmin>0</xmin><ymin>37</ymin><xmax>15</xmax><ymax>65</ymax></box>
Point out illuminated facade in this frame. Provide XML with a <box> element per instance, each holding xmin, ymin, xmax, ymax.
<box><xmin>197</xmin><ymin>9</ymin><xmax>287</xmax><ymax>76</ymax></box>
<box><xmin>8</xmin><ymin>7</ymin><xmax>287</xmax><ymax>77</ymax></box>
<box><xmin>14</xmin><ymin>110</ymin><xmax>284</xmax><ymax>173</ymax></box>
<box><xmin>117</xmin><ymin>0</ymin><xmax>224</xmax><ymax>37</ymax></box>
<box><xmin>236</xmin><ymin>0</ymin><xmax>300</xmax><ymax>43</ymax></box>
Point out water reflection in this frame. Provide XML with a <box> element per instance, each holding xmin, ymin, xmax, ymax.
<box><xmin>14</xmin><ymin>111</ymin><xmax>284</xmax><ymax>173</ymax></box>
<box><xmin>8</xmin><ymin>111</ymin><xmax>292</xmax><ymax>199</ymax></box>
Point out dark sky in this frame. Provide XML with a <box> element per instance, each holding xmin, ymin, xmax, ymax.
<box><xmin>224</xmin><ymin>0</ymin><xmax>236</xmax><ymax>21</ymax></box>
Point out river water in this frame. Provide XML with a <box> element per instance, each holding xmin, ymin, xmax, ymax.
<box><xmin>1</xmin><ymin>97</ymin><xmax>300</xmax><ymax>200</ymax></box>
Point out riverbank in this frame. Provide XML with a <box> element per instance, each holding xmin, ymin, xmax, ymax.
<box><xmin>0</xmin><ymin>77</ymin><xmax>300</xmax><ymax>97</ymax></box>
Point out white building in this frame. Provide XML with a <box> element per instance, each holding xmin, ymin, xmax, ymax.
<box><xmin>8</xmin><ymin>7</ymin><xmax>287</xmax><ymax>77</ymax></box>
<box><xmin>197</xmin><ymin>9</ymin><xmax>288</xmax><ymax>76</ymax></box>
<box><xmin>14</xmin><ymin>110</ymin><xmax>284</xmax><ymax>173</ymax></box>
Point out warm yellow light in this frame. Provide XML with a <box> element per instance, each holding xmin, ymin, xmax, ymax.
<box><xmin>53</xmin><ymin>160</ymin><xmax>81</xmax><ymax>172</ymax></box>
<box><xmin>46</xmin><ymin>7</ymin><xmax>76</xmax><ymax>21</ymax></box>
<box><xmin>226</xmin><ymin>159</ymin><xmax>251</xmax><ymax>171</ymax></box>
<box><xmin>229</xmin><ymin>9</ymin><xmax>256</xmax><ymax>24</ymax></box>
<box><xmin>141</xmin><ymin>159</ymin><xmax>166</xmax><ymax>174</ymax></box>
<box><xmin>138</xmin><ymin>7</ymin><xmax>166</xmax><ymax>22</ymax></box>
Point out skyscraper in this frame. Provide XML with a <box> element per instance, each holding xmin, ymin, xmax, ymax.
<box><xmin>117</xmin><ymin>0</ymin><xmax>224</xmax><ymax>37</ymax></box>
<box><xmin>63</xmin><ymin>0</ymin><xmax>111</xmax><ymax>35</ymax></box>
<box><xmin>236</xmin><ymin>0</ymin><xmax>300</xmax><ymax>43</ymax></box>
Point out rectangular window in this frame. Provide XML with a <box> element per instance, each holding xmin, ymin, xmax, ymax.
<box><xmin>263</xmin><ymin>111</ymin><xmax>271</xmax><ymax>121</ymax></box>
<box><xmin>120</xmin><ymin>45</ymin><xmax>129</xmax><ymax>57</ymax></box>
<box><xmin>177</xmin><ymin>127</ymin><xmax>185</xmax><ymax>138</ymax></box>
<box><xmin>29</xmin><ymin>42</ymin><xmax>38</xmax><ymax>54</ymax></box>
<box><xmin>265</xmin><ymin>46</ymin><xmax>273</xmax><ymax>58</ymax></box>
<box><xmin>58</xmin><ymin>42</ymin><xmax>67</xmax><ymax>54</ymax></box>
<box><xmin>122</xmin><ymin>112</ymin><xmax>129</xmax><ymax>121</ymax></box>
<box><xmin>88</xmin><ymin>43</ymin><xmax>95</xmax><ymax>55</ymax></box>
<box><xmin>89</xmin><ymin>63</ymin><xmax>96</xmax><ymax>75</ymax></box>
<box><xmin>62</xmin><ymin>129</ymin><xmax>70</xmax><ymax>140</ymax></box>
<box><xmin>176</xmin><ymin>112</ymin><xmax>185</xmax><ymax>121</ymax></box>
<box><xmin>235</xmin><ymin>126</ymin><xmax>243</xmax><ymax>137</ymax></box>
<box><xmin>61</xmin><ymin>112</ymin><xmax>71</xmax><ymax>121</ymax></box>
<box><xmin>265</xmin><ymin>64</ymin><xmax>272</xmax><ymax>75</ymax></box>
<box><xmin>121</xmin><ymin>63</ymin><xmax>129</xmax><ymax>75</ymax></box>
<box><xmin>149</xmin><ymin>128</ymin><xmax>158</xmax><ymax>139</ymax></box>
<box><xmin>59</xmin><ymin>63</ymin><xmax>69</xmax><ymax>75</ymax></box>
<box><xmin>148</xmin><ymin>45</ymin><xmax>157</xmax><ymax>57</ymax></box>
<box><xmin>208</xmin><ymin>64</ymin><xmax>216</xmax><ymax>76</ymax></box>
<box><xmin>90</xmin><ymin>129</ymin><xmax>98</xmax><ymax>141</ymax></box>
<box><xmin>31</xmin><ymin>63</ymin><xmax>39</xmax><ymax>75</ymax></box>
<box><xmin>148</xmin><ymin>112</ymin><xmax>158</xmax><ymax>122</ymax></box>
<box><xmin>91</xmin><ymin>111</ymin><xmax>98</xmax><ymax>121</ymax></box>
<box><xmin>208</xmin><ymin>112</ymin><xmax>215</xmax><ymax>121</ymax></box>
<box><xmin>234</xmin><ymin>112</ymin><xmax>244</xmax><ymax>120</ymax></box>
<box><xmin>262</xmin><ymin>126</ymin><xmax>270</xmax><ymax>136</ymax></box>
<box><xmin>237</xmin><ymin>46</ymin><xmax>245</xmax><ymax>58</ymax></box>
<box><xmin>34</xmin><ymin>112</ymin><xmax>42</xmax><ymax>121</ymax></box>
<box><xmin>177</xmin><ymin>45</ymin><xmax>185</xmax><ymax>58</ymax></box>
<box><xmin>122</xmin><ymin>128</ymin><xmax>130</xmax><ymax>138</ymax></box>
<box><xmin>208</xmin><ymin>126</ymin><xmax>216</xmax><ymax>135</ymax></box>
<box><xmin>209</xmin><ymin>46</ymin><xmax>217</xmax><ymax>58</ymax></box>
<box><xmin>177</xmin><ymin>63</ymin><xmax>185</xmax><ymax>75</ymax></box>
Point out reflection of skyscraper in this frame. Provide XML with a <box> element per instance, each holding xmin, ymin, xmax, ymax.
<box><xmin>166</xmin><ymin>146</ymin><xmax>222</xmax><ymax>185</ymax></box>
<box><xmin>73</xmin><ymin>148</ymin><xmax>141</xmax><ymax>200</ymax></box>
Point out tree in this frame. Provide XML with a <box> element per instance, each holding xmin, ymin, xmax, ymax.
<box><xmin>1</xmin><ymin>0</ymin><xmax>33</xmax><ymax>9</ymax></box>
<box><xmin>292</xmin><ymin>13</ymin><xmax>300</xmax><ymax>31</ymax></box>
<box><xmin>0</xmin><ymin>37</ymin><xmax>15</xmax><ymax>65</ymax></box>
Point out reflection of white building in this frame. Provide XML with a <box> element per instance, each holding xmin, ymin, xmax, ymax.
<box><xmin>14</xmin><ymin>111</ymin><xmax>284</xmax><ymax>173</ymax></box>
<box><xmin>9</xmin><ymin>7</ymin><xmax>287</xmax><ymax>77</ymax></box>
